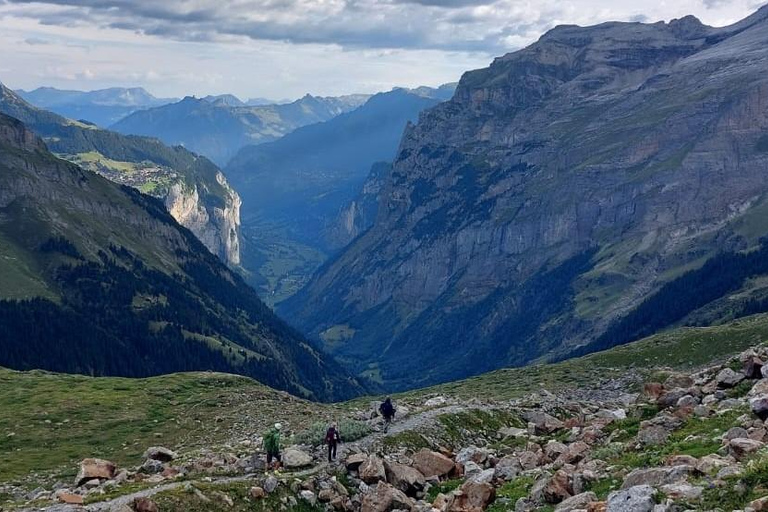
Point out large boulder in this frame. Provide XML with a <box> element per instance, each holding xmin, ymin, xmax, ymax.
<box><xmin>75</xmin><ymin>458</ymin><xmax>116</xmax><ymax>487</ymax></box>
<box><xmin>606</xmin><ymin>485</ymin><xmax>656</xmax><ymax>512</ymax></box>
<box><xmin>751</xmin><ymin>396</ymin><xmax>768</xmax><ymax>421</ymax></box>
<box><xmin>493</xmin><ymin>455</ymin><xmax>522</xmax><ymax>481</ymax></box>
<box><xmin>523</xmin><ymin>411</ymin><xmax>565</xmax><ymax>434</ymax></box>
<box><xmin>728</xmin><ymin>438</ymin><xmax>765</xmax><ymax>461</ymax></box>
<box><xmin>283</xmin><ymin>448</ymin><xmax>313</xmax><ymax>469</ymax></box>
<box><xmin>143</xmin><ymin>447</ymin><xmax>177</xmax><ymax>463</ymax></box>
<box><xmin>384</xmin><ymin>460</ymin><xmax>425</xmax><ymax>496</ymax></box>
<box><xmin>749</xmin><ymin>379</ymin><xmax>768</xmax><ymax>398</ymax></box>
<box><xmin>361</xmin><ymin>482</ymin><xmax>414</xmax><ymax>512</ymax></box>
<box><xmin>411</xmin><ymin>449</ymin><xmax>454</xmax><ymax>478</ymax></box>
<box><xmin>360</xmin><ymin>455</ymin><xmax>387</xmax><ymax>484</ymax></box>
<box><xmin>448</xmin><ymin>480</ymin><xmax>496</xmax><ymax>511</ymax></box>
<box><xmin>745</xmin><ymin>356</ymin><xmax>765</xmax><ymax>379</ymax></box>
<box><xmin>621</xmin><ymin>466</ymin><xmax>694</xmax><ymax>489</ymax></box>
<box><xmin>532</xmin><ymin>470</ymin><xmax>572</xmax><ymax>504</ymax></box>
<box><xmin>346</xmin><ymin>452</ymin><xmax>369</xmax><ymax>472</ymax></box>
<box><xmin>716</xmin><ymin>368</ymin><xmax>745</xmax><ymax>388</ymax></box>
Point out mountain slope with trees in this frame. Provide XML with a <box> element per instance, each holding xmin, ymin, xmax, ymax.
<box><xmin>0</xmin><ymin>112</ymin><xmax>366</xmax><ymax>401</ymax></box>
<box><xmin>0</xmin><ymin>82</ymin><xmax>242</xmax><ymax>266</ymax></box>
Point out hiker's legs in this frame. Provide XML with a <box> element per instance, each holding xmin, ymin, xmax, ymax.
<box><xmin>327</xmin><ymin>443</ymin><xmax>333</xmax><ymax>462</ymax></box>
<box><xmin>384</xmin><ymin>416</ymin><xmax>391</xmax><ymax>433</ymax></box>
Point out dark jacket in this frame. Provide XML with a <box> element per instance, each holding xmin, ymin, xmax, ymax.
<box><xmin>325</xmin><ymin>427</ymin><xmax>341</xmax><ymax>444</ymax></box>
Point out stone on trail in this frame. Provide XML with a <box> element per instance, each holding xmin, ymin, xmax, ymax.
<box><xmin>606</xmin><ymin>485</ymin><xmax>656</xmax><ymax>512</ymax></box>
<box><xmin>359</xmin><ymin>455</ymin><xmax>387</xmax><ymax>484</ymax></box>
<box><xmin>346</xmin><ymin>452</ymin><xmax>369</xmax><ymax>471</ymax></box>
<box><xmin>283</xmin><ymin>447</ymin><xmax>313</xmax><ymax>468</ymax></box>
<box><xmin>384</xmin><ymin>460</ymin><xmax>425</xmax><ymax>496</ymax></box>
<box><xmin>75</xmin><ymin>458</ymin><xmax>116</xmax><ymax>486</ymax></box>
<box><xmin>493</xmin><ymin>455</ymin><xmax>522</xmax><ymax>481</ymax></box>
<box><xmin>250</xmin><ymin>486</ymin><xmax>266</xmax><ymax>499</ymax></box>
<box><xmin>264</xmin><ymin>475</ymin><xmax>279</xmax><ymax>493</ymax></box>
<box><xmin>143</xmin><ymin>446</ymin><xmax>177</xmax><ymax>462</ymax></box>
<box><xmin>140</xmin><ymin>459</ymin><xmax>164</xmax><ymax>474</ymax></box>
<box><xmin>411</xmin><ymin>449</ymin><xmax>455</xmax><ymax>478</ymax></box>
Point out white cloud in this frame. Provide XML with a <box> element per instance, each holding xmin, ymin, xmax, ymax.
<box><xmin>0</xmin><ymin>0</ymin><xmax>763</xmax><ymax>98</ymax></box>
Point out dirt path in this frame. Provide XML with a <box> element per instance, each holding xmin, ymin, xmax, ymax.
<box><xmin>37</xmin><ymin>404</ymin><xmax>474</xmax><ymax>512</ymax></box>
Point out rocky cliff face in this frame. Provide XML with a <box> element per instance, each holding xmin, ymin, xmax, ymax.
<box><xmin>163</xmin><ymin>172</ymin><xmax>242</xmax><ymax>266</ymax></box>
<box><xmin>284</xmin><ymin>7</ymin><xmax>768</xmax><ymax>390</ymax></box>
<box><xmin>0</xmin><ymin>82</ymin><xmax>242</xmax><ymax>267</ymax></box>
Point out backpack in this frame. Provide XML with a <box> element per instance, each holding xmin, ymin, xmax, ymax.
<box><xmin>380</xmin><ymin>401</ymin><xmax>395</xmax><ymax>418</ymax></box>
<box><xmin>263</xmin><ymin>429</ymin><xmax>280</xmax><ymax>453</ymax></box>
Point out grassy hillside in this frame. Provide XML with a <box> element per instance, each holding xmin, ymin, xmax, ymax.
<box><xmin>3</xmin><ymin>312</ymin><xmax>767</xmax><ymax>493</ymax></box>
<box><xmin>0</xmin><ymin>369</ymin><xmax>338</xmax><ymax>485</ymax></box>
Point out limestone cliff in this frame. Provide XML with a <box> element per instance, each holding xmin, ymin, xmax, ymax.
<box><xmin>164</xmin><ymin>172</ymin><xmax>241</xmax><ymax>266</ymax></box>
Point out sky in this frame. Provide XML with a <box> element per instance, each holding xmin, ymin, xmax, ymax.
<box><xmin>0</xmin><ymin>0</ymin><xmax>765</xmax><ymax>101</ymax></box>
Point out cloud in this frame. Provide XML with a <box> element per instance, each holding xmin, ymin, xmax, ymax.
<box><xmin>0</xmin><ymin>0</ymin><xmax>763</xmax><ymax>99</ymax></box>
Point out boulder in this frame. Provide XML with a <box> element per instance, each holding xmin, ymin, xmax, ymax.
<box><xmin>424</xmin><ymin>396</ymin><xmax>447</xmax><ymax>407</ymax></box>
<box><xmin>493</xmin><ymin>455</ymin><xmax>522</xmax><ymax>481</ymax></box>
<box><xmin>643</xmin><ymin>383</ymin><xmax>664</xmax><ymax>400</ymax></box>
<box><xmin>544</xmin><ymin>441</ymin><xmax>569</xmax><ymax>461</ymax></box>
<box><xmin>132</xmin><ymin>497</ymin><xmax>159</xmax><ymax>512</ymax></box>
<box><xmin>751</xmin><ymin>396</ymin><xmax>768</xmax><ymax>420</ymax></box>
<box><xmin>361</xmin><ymin>482</ymin><xmax>414</xmax><ymax>512</ymax></box>
<box><xmin>750</xmin><ymin>380</ymin><xmax>768</xmax><ymax>398</ymax></box>
<box><xmin>750</xmin><ymin>496</ymin><xmax>768</xmax><ymax>511</ymax></box>
<box><xmin>143</xmin><ymin>447</ymin><xmax>177</xmax><ymax>462</ymax></box>
<box><xmin>659</xmin><ymin>482</ymin><xmax>703</xmax><ymax>501</ymax></box>
<box><xmin>346</xmin><ymin>452</ymin><xmax>369</xmax><ymax>472</ymax></box>
<box><xmin>249</xmin><ymin>487</ymin><xmax>266</xmax><ymax>499</ymax></box>
<box><xmin>360</xmin><ymin>455</ymin><xmax>387</xmax><ymax>484</ymax></box>
<box><xmin>449</xmin><ymin>480</ymin><xmax>496</xmax><ymax>511</ymax></box>
<box><xmin>745</xmin><ymin>356</ymin><xmax>765</xmax><ymax>379</ymax></box>
<box><xmin>716</xmin><ymin>368</ymin><xmax>745</xmax><ymax>388</ymax></box>
<box><xmin>523</xmin><ymin>411</ymin><xmax>565</xmax><ymax>434</ymax></box>
<box><xmin>663</xmin><ymin>373</ymin><xmax>694</xmax><ymax>389</ymax></box>
<box><xmin>300</xmin><ymin>490</ymin><xmax>317</xmax><ymax>505</ymax></box>
<box><xmin>621</xmin><ymin>466</ymin><xmax>694</xmax><ymax>489</ymax></box>
<box><xmin>456</xmin><ymin>446</ymin><xmax>489</xmax><ymax>465</ymax></box>
<box><xmin>695</xmin><ymin>454</ymin><xmax>731</xmax><ymax>474</ymax></box>
<box><xmin>558</xmin><ymin>442</ymin><xmax>591</xmax><ymax>465</ymax></box>
<box><xmin>607</xmin><ymin>485</ymin><xmax>656</xmax><ymax>512</ymax></box>
<box><xmin>636</xmin><ymin>425</ymin><xmax>669</xmax><ymax>447</ymax></box>
<box><xmin>384</xmin><ymin>460</ymin><xmax>425</xmax><ymax>496</ymax></box>
<box><xmin>75</xmin><ymin>458</ymin><xmax>116</xmax><ymax>486</ymax></box>
<box><xmin>411</xmin><ymin>449</ymin><xmax>454</xmax><ymax>478</ymax></box>
<box><xmin>263</xmin><ymin>475</ymin><xmax>279</xmax><ymax>494</ymax></box>
<box><xmin>724</xmin><ymin>426</ymin><xmax>749</xmax><ymax>441</ymax></box>
<box><xmin>555</xmin><ymin>491</ymin><xmax>598</xmax><ymax>512</ymax></box>
<box><xmin>141</xmin><ymin>459</ymin><xmax>164</xmax><ymax>474</ymax></box>
<box><xmin>728</xmin><ymin>437</ymin><xmax>764</xmax><ymax>460</ymax></box>
<box><xmin>283</xmin><ymin>448</ymin><xmax>313</xmax><ymax>469</ymax></box>
<box><xmin>533</xmin><ymin>470</ymin><xmax>572</xmax><ymax>504</ymax></box>
<box><xmin>519</xmin><ymin>451</ymin><xmax>543</xmax><ymax>470</ymax></box>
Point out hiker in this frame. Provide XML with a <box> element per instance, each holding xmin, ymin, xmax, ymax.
<box><xmin>379</xmin><ymin>397</ymin><xmax>396</xmax><ymax>433</ymax></box>
<box><xmin>324</xmin><ymin>423</ymin><xmax>341</xmax><ymax>462</ymax></box>
<box><xmin>263</xmin><ymin>422</ymin><xmax>283</xmax><ymax>470</ymax></box>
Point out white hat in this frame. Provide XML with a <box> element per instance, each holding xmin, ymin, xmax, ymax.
<box><xmin>275</xmin><ymin>423</ymin><xmax>282</xmax><ymax>430</ymax></box>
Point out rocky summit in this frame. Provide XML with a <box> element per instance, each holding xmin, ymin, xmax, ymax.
<box><xmin>284</xmin><ymin>6</ymin><xmax>768</xmax><ymax>390</ymax></box>
<box><xmin>9</xmin><ymin>337</ymin><xmax>768</xmax><ymax>511</ymax></box>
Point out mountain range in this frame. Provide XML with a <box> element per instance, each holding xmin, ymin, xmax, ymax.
<box><xmin>17</xmin><ymin>86</ymin><xmax>176</xmax><ymax>127</ymax></box>
<box><xmin>0</xmin><ymin>82</ymin><xmax>242</xmax><ymax>266</ymax></box>
<box><xmin>225</xmin><ymin>85</ymin><xmax>456</xmax><ymax>302</ymax></box>
<box><xmin>0</xmin><ymin>112</ymin><xmax>365</xmax><ymax>401</ymax></box>
<box><xmin>111</xmin><ymin>93</ymin><xmax>370</xmax><ymax>165</ymax></box>
<box><xmin>282</xmin><ymin>7</ymin><xmax>768</xmax><ymax>390</ymax></box>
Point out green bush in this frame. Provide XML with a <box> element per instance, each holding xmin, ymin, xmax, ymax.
<box><xmin>293</xmin><ymin>420</ymin><xmax>371</xmax><ymax>446</ymax></box>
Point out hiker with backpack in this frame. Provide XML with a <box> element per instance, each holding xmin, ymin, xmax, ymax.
<box><xmin>324</xmin><ymin>423</ymin><xmax>341</xmax><ymax>462</ymax></box>
<box><xmin>263</xmin><ymin>423</ymin><xmax>283</xmax><ymax>470</ymax></box>
<box><xmin>379</xmin><ymin>397</ymin><xmax>396</xmax><ymax>433</ymax></box>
